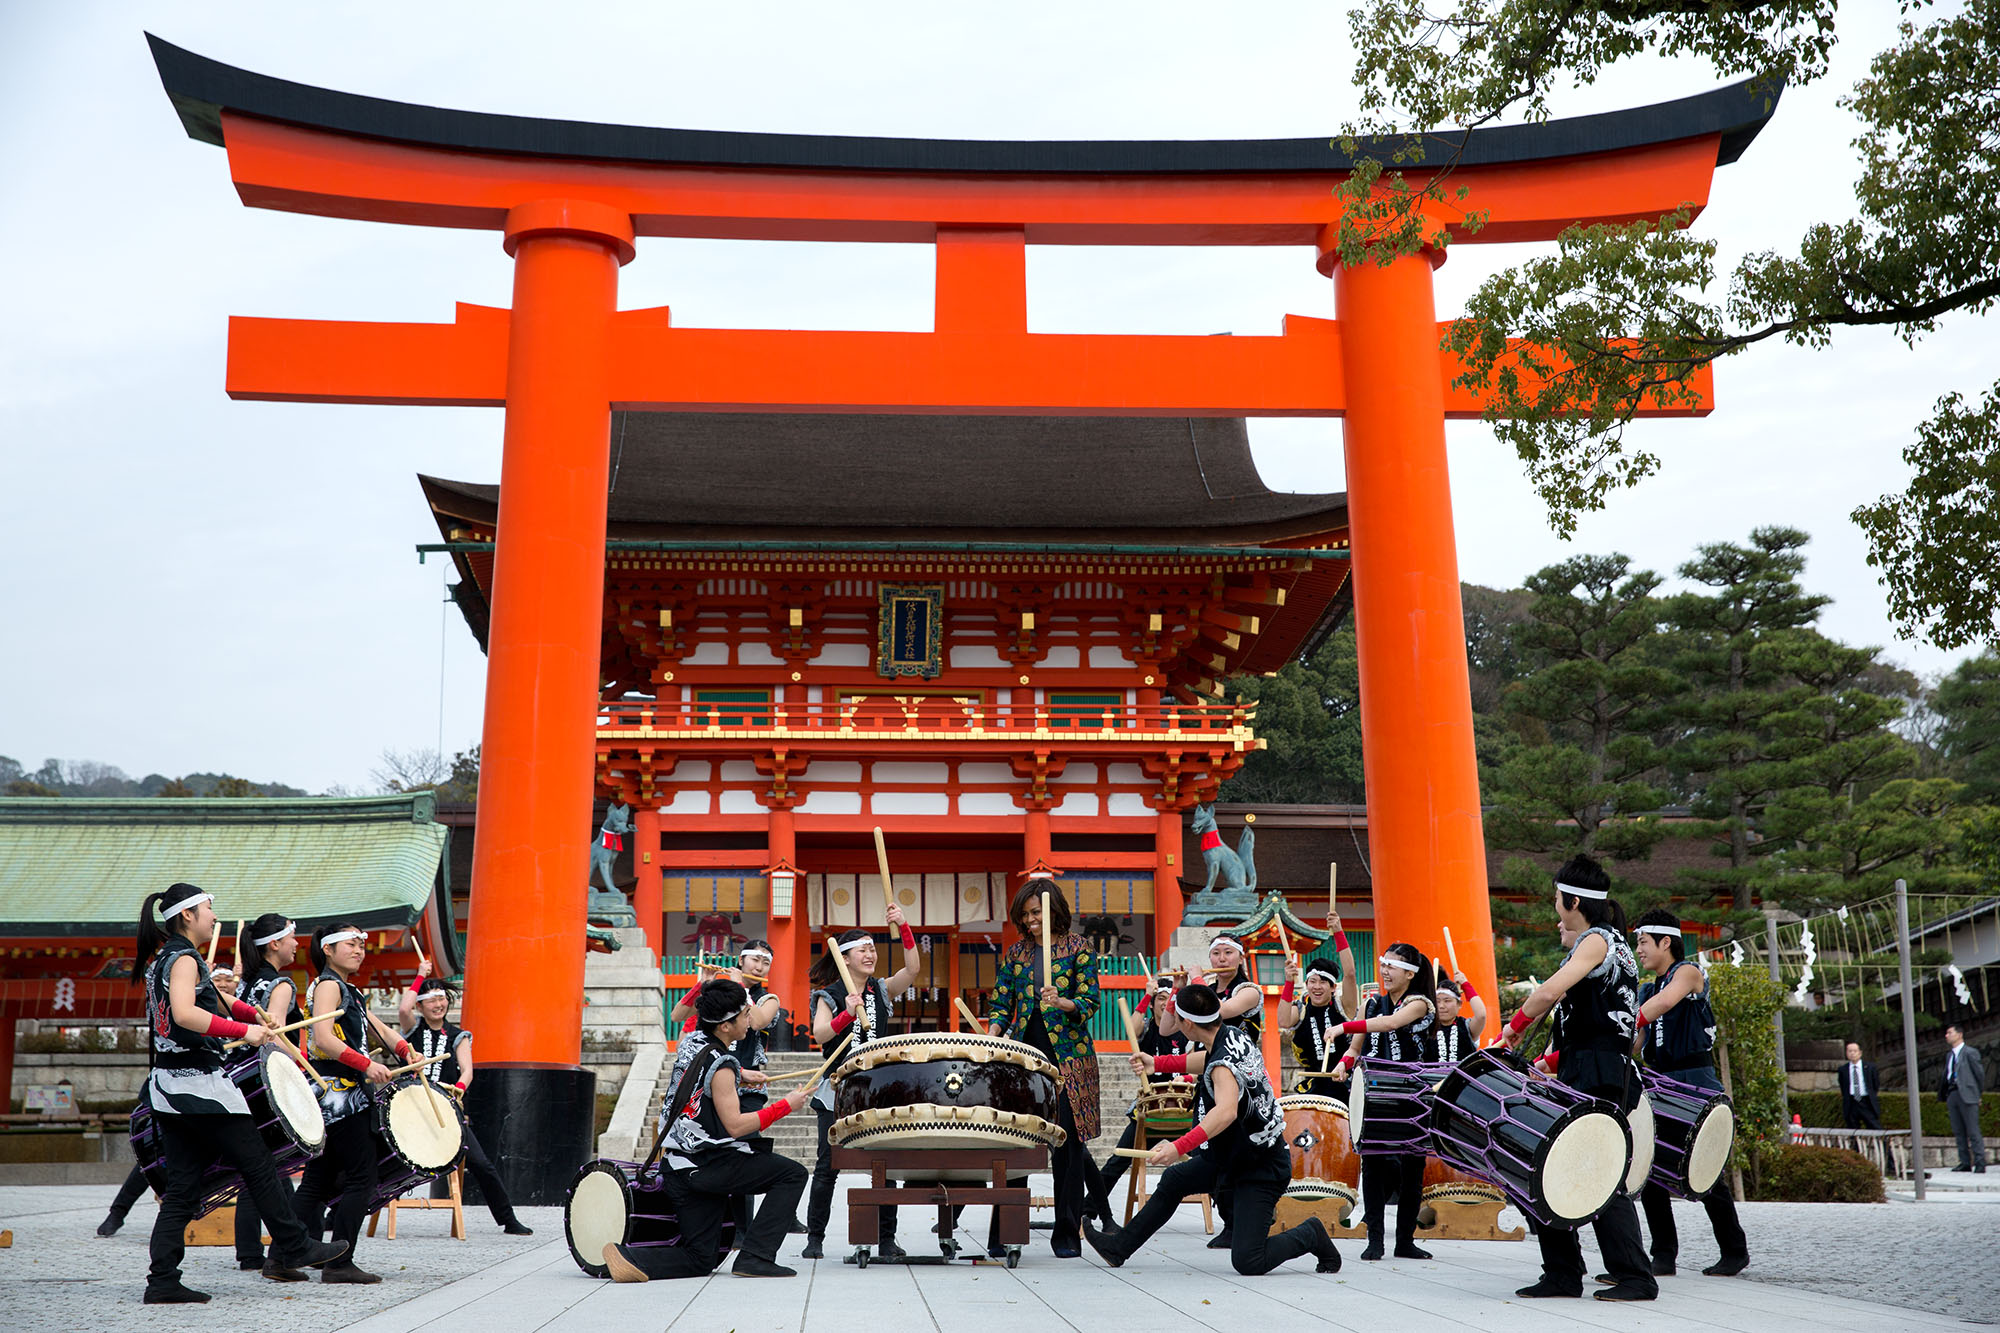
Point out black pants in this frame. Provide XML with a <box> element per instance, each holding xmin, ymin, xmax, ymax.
<box><xmin>293</xmin><ymin>1112</ymin><xmax>379</xmax><ymax>1268</ymax></box>
<box><xmin>110</xmin><ymin>1162</ymin><xmax>150</xmax><ymax>1217</ymax></box>
<box><xmin>1948</xmin><ymin>1098</ymin><xmax>1988</xmax><ymax>1169</ymax></box>
<box><xmin>1841</xmin><ymin>1100</ymin><xmax>1881</xmax><ymax>1131</ymax></box>
<box><xmin>972</xmin><ymin>1089</ymin><xmax>1101</xmax><ymax>1250</ymax></box>
<box><xmin>807</xmin><ymin>1106</ymin><xmax>900</xmax><ymax>1243</ymax></box>
<box><xmin>1537</xmin><ymin>1190</ymin><xmax>1655</xmax><ymax>1295</ymax></box>
<box><xmin>233</xmin><ymin>1170</ymin><xmax>301</xmax><ymax>1265</ymax></box>
<box><xmin>147</xmin><ymin>1113</ymin><xmax>315</xmax><ymax>1291</ymax></box>
<box><xmin>429</xmin><ymin>1122</ymin><xmax>518</xmax><ymax>1225</ymax></box>
<box><xmin>622</xmin><ymin>1151</ymin><xmax>807</xmax><ymax>1278</ymax></box>
<box><xmin>1640</xmin><ymin>1177</ymin><xmax>1747</xmax><ymax>1267</ymax></box>
<box><xmin>1098</xmin><ymin>1148</ymin><xmax>1325</xmax><ymax>1276</ymax></box>
<box><xmin>1361</xmin><ymin>1153</ymin><xmax>1424</xmax><ymax>1251</ymax></box>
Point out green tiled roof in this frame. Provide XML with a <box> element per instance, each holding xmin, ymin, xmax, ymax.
<box><xmin>0</xmin><ymin>795</ymin><xmax>448</xmax><ymax>937</ymax></box>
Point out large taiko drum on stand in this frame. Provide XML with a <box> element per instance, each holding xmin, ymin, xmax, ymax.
<box><xmin>1428</xmin><ymin>1050</ymin><xmax>1630</xmax><ymax>1229</ymax></box>
<box><xmin>131</xmin><ymin>1046</ymin><xmax>327</xmax><ymax>1218</ymax></box>
<box><xmin>323</xmin><ymin>1077</ymin><xmax>466</xmax><ymax>1216</ymax></box>
<box><xmin>1642</xmin><ymin>1068</ymin><xmax>1735</xmax><ymax>1200</ymax></box>
<box><xmin>563</xmin><ymin>1158</ymin><xmax>737</xmax><ymax>1278</ymax></box>
<box><xmin>1347</xmin><ymin>1058</ymin><xmax>1450</xmax><ymax>1156</ymax></box>
<box><xmin>1418</xmin><ymin>1155</ymin><xmax>1507</xmax><ymax>1223</ymax></box>
<box><xmin>1277</xmin><ymin>1094</ymin><xmax>1360</xmax><ymax>1222</ymax></box>
<box><xmin>828</xmin><ymin>1034</ymin><xmax>1063</xmax><ymax>1180</ymax></box>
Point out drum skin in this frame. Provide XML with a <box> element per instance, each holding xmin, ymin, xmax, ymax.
<box><xmin>563</xmin><ymin>1158</ymin><xmax>735</xmax><ymax>1278</ymax></box>
<box><xmin>1278</xmin><ymin>1094</ymin><xmax>1359</xmax><ymax>1218</ymax></box>
<box><xmin>829</xmin><ymin>1033</ymin><xmax>1062</xmax><ymax>1159</ymax></box>
<box><xmin>321</xmin><ymin>1077</ymin><xmax>467</xmax><ymax>1217</ymax></box>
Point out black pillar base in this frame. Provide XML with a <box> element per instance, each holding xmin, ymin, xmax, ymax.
<box><xmin>462</xmin><ymin>1065</ymin><xmax>597</xmax><ymax>1208</ymax></box>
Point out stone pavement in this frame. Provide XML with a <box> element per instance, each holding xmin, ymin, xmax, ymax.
<box><xmin>1</xmin><ymin>1181</ymin><xmax>1989</xmax><ymax>1331</ymax></box>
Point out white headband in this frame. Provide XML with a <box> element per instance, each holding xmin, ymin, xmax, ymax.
<box><xmin>1556</xmin><ymin>880</ymin><xmax>1608</xmax><ymax>900</ymax></box>
<box><xmin>319</xmin><ymin>929</ymin><xmax>366</xmax><ymax>948</ymax></box>
<box><xmin>1175</xmin><ymin>995</ymin><xmax>1220</xmax><ymax>1022</ymax></box>
<box><xmin>1378</xmin><ymin>954</ymin><xmax>1420</xmax><ymax>973</ymax></box>
<box><xmin>161</xmin><ymin>890</ymin><xmax>212</xmax><ymax>919</ymax></box>
<box><xmin>1637</xmin><ymin>924</ymin><xmax>1683</xmax><ymax>938</ymax></box>
<box><xmin>1210</xmin><ymin>934</ymin><xmax>1245</xmax><ymax>954</ymax></box>
<box><xmin>739</xmin><ymin>948</ymin><xmax>772</xmax><ymax>963</ymax></box>
<box><xmin>837</xmin><ymin>935</ymin><xmax>874</xmax><ymax>954</ymax></box>
<box><xmin>253</xmin><ymin>921</ymin><xmax>296</xmax><ymax>947</ymax></box>
<box><xmin>210</xmin><ymin>967</ymin><xmax>235</xmax><ymax>979</ymax></box>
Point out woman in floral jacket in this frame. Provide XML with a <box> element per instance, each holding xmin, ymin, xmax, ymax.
<box><xmin>987</xmin><ymin>879</ymin><xmax>1104</xmax><ymax>1256</ymax></box>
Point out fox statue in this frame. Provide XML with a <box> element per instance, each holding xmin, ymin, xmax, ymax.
<box><xmin>1189</xmin><ymin>802</ymin><xmax>1256</xmax><ymax>893</ymax></box>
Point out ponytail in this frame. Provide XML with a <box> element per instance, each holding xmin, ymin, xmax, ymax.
<box><xmin>808</xmin><ymin>929</ymin><xmax>871</xmax><ymax>989</ymax></box>
<box><xmin>133</xmin><ymin>884</ymin><xmax>202</xmax><ymax>987</ymax></box>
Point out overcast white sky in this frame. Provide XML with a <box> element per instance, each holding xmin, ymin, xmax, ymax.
<box><xmin>2</xmin><ymin>2</ymin><xmax>1991</xmax><ymax>793</ymax></box>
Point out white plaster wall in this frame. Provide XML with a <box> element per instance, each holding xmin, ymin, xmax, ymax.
<box><xmin>661</xmin><ymin>789</ymin><xmax>711</xmax><ymax>815</ymax></box>
<box><xmin>811</xmin><ymin>643</ymin><xmax>871</xmax><ymax>667</ymax></box>
<box><xmin>874</xmin><ymin>762</ymin><xmax>950</xmax><ymax>784</ymax></box>
<box><xmin>718</xmin><ymin>790</ymin><xmax>764</xmax><ymax>814</ymax></box>
<box><xmin>950</xmin><ymin>643</ymin><xmax>1007</xmax><ymax>668</ymax></box>
<box><xmin>737</xmin><ymin>641</ymin><xmax>782</xmax><ymax>666</ymax></box>
<box><xmin>958</xmin><ymin>791</ymin><xmax>1019</xmax><ymax>816</ymax></box>
<box><xmin>796</xmin><ymin>789</ymin><xmax>863</xmax><ymax>815</ymax></box>
<box><xmin>681</xmin><ymin>640</ymin><xmax>730</xmax><ymax>665</ymax></box>
<box><xmin>1107</xmin><ymin>792</ymin><xmax>1156</xmax><ymax>817</ymax></box>
<box><xmin>873</xmin><ymin>791</ymin><xmax>950</xmax><ymax>815</ymax></box>
<box><xmin>1052</xmin><ymin>791</ymin><xmax>1100</xmax><ymax>816</ymax></box>
<box><xmin>804</xmin><ymin>761</ymin><xmax>863</xmax><ymax>783</ymax></box>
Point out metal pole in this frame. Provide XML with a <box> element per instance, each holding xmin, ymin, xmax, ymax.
<box><xmin>1764</xmin><ymin>910</ymin><xmax>1791</xmax><ymax>1123</ymax></box>
<box><xmin>1896</xmin><ymin>879</ymin><xmax>1925</xmax><ymax>1200</ymax></box>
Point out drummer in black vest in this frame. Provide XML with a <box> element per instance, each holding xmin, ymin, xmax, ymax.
<box><xmin>1500</xmin><ymin>854</ymin><xmax>1657</xmax><ymax>1302</ymax></box>
<box><xmin>1084</xmin><ymin>983</ymin><xmax>1342</xmax><ymax>1275</ymax></box>
<box><xmin>1194</xmin><ymin>931</ymin><xmax>1266</xmax><ymax>1251</ymax></box>
<box><xmin>396</xmin><ymin>970</ymin><xmax>534</xmax><ymax>1236</ymax></box>
<box><xmin>1088</xmin><ymin>969</ymin><xmax>1197</xmax><ymax>1220</ymax></box>
<box><xmin>1631</xmin><ymin>908</ymin><xmax>1749</xmax><ymax>1277</ymax></box>
<box><xmin>603</xmin><ymin>978</ymin><xmax>813</xmax><ymax>1282</ymax></box>
<box><xmin>1279</xmin><ymin>908</ymin><xmax>1360</xmax><ymax>1092</ymax></box>
<box><xmin>229</xmin><ymin>914</ymin><xmax>312</xmax><ymax>1278</ymax></box>
<box><xmin>800</xmin><ymin>904</ymin><xmax>924</xmax><ymax>1261</ymax></box>
<box><xmin>1334</xmin><ymin>940</ymin><xmax>1438</xmax><ymax>1262</ymax></box>
<box><xmin>295</xmin><ymin>922</ymin><xmax>412</xmax><ymax>1286</ymax></box>
<box><xmin>131</xmin><ymin>887</ymin><xmax>345</xmax><ymax>1304</ymax></box>
<box><xmin>1431</xmin><ymin>968</ymin><xmax>1488</xmax><ymax>1065</ymax></box>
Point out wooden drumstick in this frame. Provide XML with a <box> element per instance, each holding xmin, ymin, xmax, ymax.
<box><xmin>1040</xmin><ymin>890</ymin><xmax>1053</xmax><ymax>1011</ymax></box>
<box><xmin>1117</xmin><ymin>994</ymin><xmax>1143</xmax><ymax>1048</ymax></box>
<box><xmin>252</xmin><ymin>1004</ymin><xmax>331</xmax><ymax>1091</ymax></box>
<box><xmin>205</xmin><ymin>918</ymin><xmax>224</xmax><ymax>969</ymax></box>
<box><xmin>827</xmin><ymin>936</ymin><xmax>870</xmax><ymax>1032</ymax></box>
<box><xmin>1328</xmin><ymin>862</ymin><xmax>1337</xmax><ymax>926</ymax></box>
<box><xmin>1110</xmin><ymin>1147</ymin><xmax>1157</xmax><ymax>1159</ymax></box>
<box><xmin>222</xmin><ymin>1011</ymin><xmax>324</xmax><ymax>1048</ymax></box>
<box><xmin>764</xmin><ymin>1027</ymin><xmax>857</xmax><ymax>1086</ymax></box>
<box><xmin>377</xmin><ymin>1051</ymin><xmax>450</xmax><ymax>1080</ymax></box>
<box><xmin>1443</xmin><ymin>925</ymin><xmax>1461</xmax><ymax>979</ymax></box>
<box><xmin>232</xmin><ymin>918</ymin><xmax>247</xmax><ymax>971</ymax></box>
<box><xmin>953</xmin><ymin>996</ymin><xmax>986</xmax><ymax>1032</ymax></box>
<box><xmin>872</xmin><ymin>826</ymin><xmax>897</xmax><ymax>918</ymax></box>
<box><xmin>1274</xmin><ymin>912</ymin><xmax>1294</xmax><ymax>965</ymax></box>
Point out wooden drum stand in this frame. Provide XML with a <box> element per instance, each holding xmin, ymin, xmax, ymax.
<box><xmin>833</xmin><ymin>1147</ymin><xmax>1047</xmax><ymax>1268</ymax></box>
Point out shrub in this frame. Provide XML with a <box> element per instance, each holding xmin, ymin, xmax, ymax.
<box><xmin>1750</xmin><ymin>1143</ymin><xmax>1886</xmax><ymax>1203</ymax></box>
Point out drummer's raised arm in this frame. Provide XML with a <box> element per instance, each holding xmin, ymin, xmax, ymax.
<box><xmin>881</xmin><ymin>902</ymin><xmax>924</xmax><ymax>993</ymax></box>
<box><xmin>1277</xmin><ymin>958</ymin><xmax>1304</xmax><ymax>1029</ymax></box>
<box><xmin>813</xmin><ymin>991</ymin><xmax>860</xmax><ymax>1046</ymax></box>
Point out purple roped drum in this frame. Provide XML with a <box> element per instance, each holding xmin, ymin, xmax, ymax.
<box><xmin>131</xmin><ymin>1045</ymin><xmax>327</xmax><ymax>1218</ymax></box>
<box><xmin>1346</xmin><ymin>1058</ymin><xmax>1450</xmax><ymax>1157</ymax></box>
<box><xmin>1427</xmin><ymin>1049</ymin><xmax>1631</xmax><ymax>1229</ymax></box>
<box><xmin>563</xmin><ymin>1158</ymin><xmax>738</xmax><ymax>1278</ymax></box>
<box><xmin>1640</xmin><ymin>1067</ymin><xmax>1736</xmax><ymax>1201</ymax></box>
<box><xmin>320</xmin><ymin>1076</ymin><xmax>468</xmax><ymax>1216</ymax></box>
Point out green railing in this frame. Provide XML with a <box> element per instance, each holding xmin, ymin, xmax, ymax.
<box><xmin>1299</xmin><ymin>930</ymin><xmax>1375</xmax><ymax>986</ymax></box>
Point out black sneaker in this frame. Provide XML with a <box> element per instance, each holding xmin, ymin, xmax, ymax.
<box><xmin>1595</xmin><ymin>1282</ymin><xmax>1658</xmax><ymax>1302</ymax></box>
<box><xmin>1308</xmin><ymin>1218</ymin><xmax>1342</xmax><ymax>1273</ymax></box>
<box><xmin>799</xmin><ymin>1236</ymin><xmax>825</xmax><ymax>1260</ymax></box>
<box><xmin>283</xmin><ymin>1239</ymin><xmax>349</xmax><ymax>1270</ymax></box>
<box><xmin>876</xmin><ymin>1238</ymin><xmax>909</xmax><ymax>1262</ymax></box>
<box><xmin>1206</xmin><ymin>1228</ymin><xmax>1233</xmax><ymax>1250</ymax></box>
<box><xmin>1515</xmin><ymin>1277</ymin><xmax>1583</xmax><ymax>1298</ymax></box>
<box><xmin>788</xmin><ymin>1218</ymin><xmax>807</xmax><ymax>1234</ymax></box>
<box><xmin>143</xmin><ymin>1283</ymin><xmax>211</xmax><ymax>1304</ymax></box>
<box><xmin>1703</xmin><ymin>1255</ymin><xmax>1749</xmax><ymax>1277</ymax></box>
<box><xmin>502</xmin><ymin>1220</ymin><xmax>536</xmax><ymax>1236</ymax></box>
<box><xmin>732</xmin><ymin>1254</ymin><xmax>797</xmax><ymax>1278</ymax></box>
<box><xmin>1651</xmin><ymin>1258</ymin><xmax>1677</xmax><ymax>1277</ymax></box>
<box><xmin>320</xmin><ymin>1264</ymin><xmax>381</xmax><ymax>1285</ymax></box>
<box><xmin>1080</xmin><ymin>1221</ymin><xmax>1124</xmax><ymax>1268</ymax></box>
<box><xmin>1360</xmin><ymin>1241</ymin><xmax>1385</xmax><ymax>1261</ymax></box>
<box><xmin>97</xmin><ymin>1213</ymin><xmax>126</xmax><ymax>1238</ymax></box>
<box><xmin>1394</xmin><ymin>1243</ymin><xmax>1432</xmax><ymax>1260</ymax></box>
<box><xmin>238</xmin><ymin>1257</ymin><xmax>265</xmax><ymax>1270</ymax></box>
<box><xmin>261</xmin><ymin>1260</ymin><xmax>310</xmax><ymax>1283</ymax></box>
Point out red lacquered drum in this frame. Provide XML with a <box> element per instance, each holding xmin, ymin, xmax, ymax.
<box><xmin>1278</xmin><ymin>1094</ymin><xmax>1359</xmax><ymax>1222</ymax></box>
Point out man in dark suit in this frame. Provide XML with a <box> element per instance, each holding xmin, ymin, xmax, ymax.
<box><xmin>1839</xmin><ymin>1041</ymin><xmax>1882</xmax><ymax>1130</ymax></box>
<box><xmin>1940</xmin><ymin>1024</ymin><xmax>1987</xmax><ymax>1173</ymax></box>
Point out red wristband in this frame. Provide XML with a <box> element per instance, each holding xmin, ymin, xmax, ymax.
<box><xmin>1173</xmin><ymin>1125</ymin><xmax>1209</xmax><ymax>1155</ymax></box>
<box><xmin>337</xmin><ymin>1047</ymin><xmax>372</xmax><ymax>1074</ymax></box>
<box><xmin>829</xmin><ymin>1008</ymin><xmax>854</xmax><ymax>1035</ymax></box>
<box><xmin>207</xmin><ymin>1016</ymin><xmax>249</xmax><ymax>1040</ymax></box>
<box><xmin>1153</xmin><ymin>1054</ymin><xmax>1187</xmax><ymax>1074</ymax></box>
<box><xmin>1333</xmin><ymin>931</ymin><xmax>1350</xmax><ymax>952</ymax></box>
<box><xmin>406</xmin><ymin>983</ymin><xmax>423</xmax><ymax>997</ymax></box>
<box><xmin>453</xmin><ymin>1081</ymin><xmax>466</xmax><ymax>1091</ymax></box>
<box><xmin>1509</xmin><ymin>1008</ymin><xmax>1533</xmax><ymax>1035</ymax></box>
<box><xmin>228</xmin><ymin>999</ymin><xmax>259</xmax><ymax>1022</ymax></box>
<box><xmin>899</xmin><ymin>923</ymin><xmax>918</xmax><ymax>952</ymax></box>
<box><xmin>756</xmin><ymin>1100</ymin><xmax>795</xmax><ymax>1131</ymax></box>
<box><xmin>1339</xmin><ymin>1053</ymin><xmax>1356</xmax><ymax>1070</ymax></box>
<box><xmin>1461</xmin><ymin>981</ymin><xmax>1477</xmax><ymax>1000</ymax></box>
<box><xmin>1340</xmin><ymin>1019</ymin><xmax>1368</xmax><ymax>1033</ymax></box>
<box><xmin>395</xmin><ymin>1040</ymin><xmax>412</xmax><ymax>1062</ymax></box>
<box><xmin>1281</xmin><ymin>980</ymin><xmax>1295</xmax><ymax>1001</ymax></box>
<box><xmin>682</xmin><ymin>1014</ymin><xmax>698</xmax><ymax>1033</ymax></box>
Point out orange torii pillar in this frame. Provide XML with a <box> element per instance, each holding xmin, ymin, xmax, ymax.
<box><xmin>454</xmin><ymin>200</ymin><xmax>634</xmax><ymax>1191</ymax></box>
<box><xmin>1328</xmin><ymin>243</ymin><xmax>1499</xmax><ymax>1011</ymax></box>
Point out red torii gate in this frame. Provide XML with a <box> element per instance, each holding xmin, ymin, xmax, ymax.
<box><xmin>149</xmin><ymin>35</ymin><xmax>1773</xmax><ymax>1199</ymax></box>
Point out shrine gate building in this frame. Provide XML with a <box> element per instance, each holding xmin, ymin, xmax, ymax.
<box><xmin>423</xmin><ymin>412</ymin><xmax>1350</xmax><ymax>1022</ymax></box>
